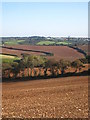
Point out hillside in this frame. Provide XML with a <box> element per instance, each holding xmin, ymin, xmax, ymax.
<box><xmin>2</xmin><ymin>45</ymin><xmax>85</xmax><ymax>61</ymax></box>
<box><xmin>2</xmin><ymin>76</ymin><xmax>88</xmax><ymax>118</ymax></box>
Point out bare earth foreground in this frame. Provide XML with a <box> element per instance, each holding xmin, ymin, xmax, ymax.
<box><xmin>2</xmin><ymin>76</ymin><xmax>88</xmax><ymax>118</ymax></box>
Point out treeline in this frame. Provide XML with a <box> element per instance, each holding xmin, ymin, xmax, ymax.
<box><xmin>68</xmin><ymin>45</ymin><xmax>87</xmax><ymax>57</ymax></box>
<box><xmin>2</xmin><ymin>36</ymin><xmax>89</xmax><ymax>46</ymax></box>
<box><xmin>2</xmin><ymin>54</ymin><xmax>89</xmax><ymax>80</ymax></box>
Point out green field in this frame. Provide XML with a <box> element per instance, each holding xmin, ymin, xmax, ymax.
<box><xmin>37</xmin><ymin>40</ymin><xmax>71</xmax><ymax>45</ymax></box>
<box><xmin>4</xmin><ymin>40</ymin><xmax>25</xmax><ymax>45</ymax></box>
<box><xmin>37</xmin><ymin>41</ymin><xmax>55</xmax><ymax>45</ymax></box>
<box><xmin>0</xmin><ymin>54</ymin><xmax>20</xmax><ymax>63</ymax></box>
<box><xmin>56</xmin><ymin>41</ymin><xmax>71</xmax><ymax>45</ymax></box>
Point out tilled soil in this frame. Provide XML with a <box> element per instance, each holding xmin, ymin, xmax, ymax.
<box><xmin>2</xmin><ymin>76</ymin><xmax>88</xmax><ymax>118</ymax></box>
<box><xmin>2</xmin><ymin>45</ymin><xmax>84</xmax><ymax>61</ymax></box>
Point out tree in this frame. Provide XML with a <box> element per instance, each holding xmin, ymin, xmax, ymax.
<box><xmin>79</xmin><ymin>58</ymin><xmax>88</xmax><ymax>64</ymax></box>
<box><xmin>71</xmin><ymin>59</ymin><xmax>83</xmax><ymax>72</ymax></box>
<box><xmin>44</xmin><ymin>59</ymin><xmax>58</xmax><ymax>76</ymax></box>
<box><xmin>27</xmin><ymin>55</ymin><xmax>35</xmax><ymax>77</ymax></box>
<box><xmin>2</xmin><ymin>63</ymin><xmax>12</xmax><ymax>78</ymax></box>
<box><xmin>11</xmin><ymin>62</ymin><xmax>20</xmax><ymax>78</ymax></box>
<box><xmin>27</xmin><ymin>55</ymin><xmax>46</xmax><ymax>77</ymax></box>
<box><xmin>18</xmin><ymin>58</ymin><xmax>26</xmax><ymax>77</ymax></box>
<box><xmin>36</xmin><ymin>56</ymin><xmax>46</xmax><ymax>76</ymax></box>
<box><xmin>57</xmin><ymin>59</ymin><xmax>71</xmax><ymax>75</ymax></box>
<box><xmin>43</xmin><ymin>59</ymin><xmax>51</xmax><ymax>76</ymax></box>
<box><xmin>86</xmin><ymin>55</ymin><xmax>90</xmax><ymax>63</ymax></box>
<box><xmin>16</xmin><ymin>55</ymin><xmax>46</xmax><ymax>77</ymax></box>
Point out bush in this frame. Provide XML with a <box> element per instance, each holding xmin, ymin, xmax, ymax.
<box><xmin>79</xmin><ymin>58</ymin><xmax>88</xmax><ymax>64</ymax></box>
<box><xmin>71</xmin><ymin>59</ymin><xmax>83</xmax><ymax>72</ymax></box>
<box><xmin>86</xmin><ymin>55</ymin><xmax>90</xmax><ymax>63</ymax></box>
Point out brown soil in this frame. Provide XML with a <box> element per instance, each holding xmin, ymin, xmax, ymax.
<box><xmin>2</xmin><ymin>76</ymin><xmax>88</xmax><ymax>118</ymax></box>
<box><xmin>2</xmin><ymin>47</ymin><xmax>44</xmax><ymax>57</ymax></box>
<box><xmin>2</xmin><ymin>45</ymin><xmax>84</xmax><ymax>61</ymax></box>
<box><xmin>77</xmin><ymin>44</ymin><xmax>90</xmax><ymax>55</ymax></box>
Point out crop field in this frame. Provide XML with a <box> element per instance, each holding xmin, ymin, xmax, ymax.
<box><xmin>37</xmin><ymin>41</ymin><xmax>55</xmax><ymax>45</ymax></box>
<box><xmin>0</xmin><ymin>54</ymin><xmax>20</xmax><ymax>63</ymax></box>
<box><xmin>1</xmin><ymin>4</ymin><xmax>89</xmax><ymax>119</ymax></box>
<box><xmin>2</xmin><ymin>47</ymin><xmax>45</xmax><ymax>57</ymax></box>
<box><xmin>0</xmin><ymin>54</ymin><xmax>16</xmax><ymax>59</ymax></box>
<box><xmin>56</xmin><ymin>41</ymin><xmax>71</xmax><ymax>45</ymax></box>
<box><xmin>4</xmin><ymin>40</ymin><xmax>25</xmax><ymax>45</ymax></box>
<box><xmin>2</xmin><ymin>43</ymin><xmax>89</xmax><ymax>119</ymax></box>
<box><xmin>2</xmin><ymin>76</ymin><xmax>88</xmax><ymax>118</ymax></box>
<box><xmin>2</xmin><ymin>45</ymin><xmax>85</xmax><ymax>61</ymax></box>
<box><xmin>37</xmin><ymin>41</ymin><xmax>71</xmax><ymax>45</ymax></box>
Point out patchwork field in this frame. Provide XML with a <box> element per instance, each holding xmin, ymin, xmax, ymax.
<box><xmin>2</xmin><ymin>44</ymin><xmax>89</xmax><ymax>119</ymax></box>
<box><xmin>2</xmin><ymin>45</ymin><xmax>85</xmax><ymax>61</ymax></box>
<box><xmin>2</xmin><ymin>76</ymin><xmax>88</xmax><ymax>118</ymax></box>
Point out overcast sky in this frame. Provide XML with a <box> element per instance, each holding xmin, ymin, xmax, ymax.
<box><xmin>2</xmin><ymin>2</ymin><xmax>88</xmax><ymax>37</ymax></box>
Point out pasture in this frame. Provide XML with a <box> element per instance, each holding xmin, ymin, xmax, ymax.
<box><xmin>0</xmin><ymin>54</ymin><xmax>20</xmax><ymax>63</ymax></box>
<box><xmin>56</xmin><ymin>41</ymin><xmax>71</xmax><ymax>45</ymax></box>
<box><xmin>4</xmin><ymin>40</ymin><xmax>25</xmax><ymax>45</ymax></box>
<box><xmin>37</xmin><ymin>41</ymin><xmax>55</xmax><ymax>45</ymax></box>
<box><xmin>0</xmin><ymin>54</ymin><xmax>16</xmax><ymax>59</ymax></box>
<box><xmin>37</xmin><ymin>41</ymin><xmax>71</xmax><ymax>45</ymax></box>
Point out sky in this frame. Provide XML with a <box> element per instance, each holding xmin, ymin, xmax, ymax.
<box><xmin>2</xmin><ymin>2</ymin><xmax>88</xmax><ymax>37</ymax></box>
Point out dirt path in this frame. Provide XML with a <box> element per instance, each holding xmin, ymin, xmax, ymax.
<box><xmin>2</xmin><ymin>76</ymin><xmax>88</xmax><ymax>118</ymax></box>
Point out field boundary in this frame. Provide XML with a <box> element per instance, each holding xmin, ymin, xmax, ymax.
<box><xmin>0</xmin><ymin>53</ymin><xmax>18</xmax><ymax>57</ymax></box>
<box><xmin>68</xmin><ymin>45</ymin><xmax>87</xmax><ymax>57</ymax></box>
<box><xmin>1</xmin><ymin>46</ymin><xmax>54</xmax><ymax>56</ymax></box>
<box><xmin>2</xmin><ymin>45</ymin><xmax>86</xmax><ymax>58</ymax></box>
<box><xmin>2</xmin><ymin>69</ymin><xmax>89</xmax><ymax>83</ymax></box>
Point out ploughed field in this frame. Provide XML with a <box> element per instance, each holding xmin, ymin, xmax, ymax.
<box><xmin>2</xmin><ymin>76</ymin><xmax>88</xmax><ymax>118</ymax></box>
<box><xmin>77</xmin><ymin>44</ymin><xmax>90</xmax><ymax>55</ymax></box>
<box><xmin>2</xmin><ymin>45</ymin><xmax>84</xmax><ymax>61</ymax></box>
